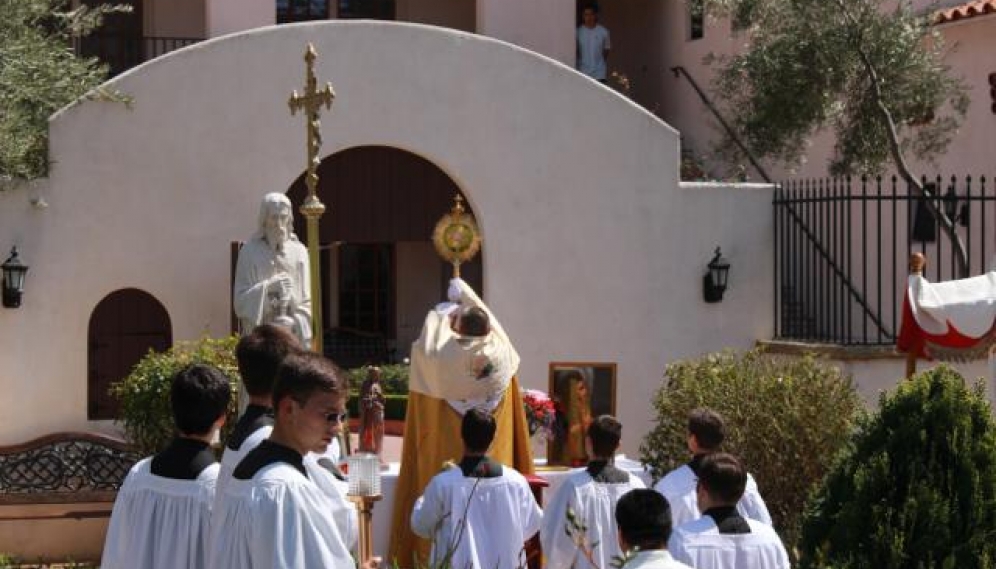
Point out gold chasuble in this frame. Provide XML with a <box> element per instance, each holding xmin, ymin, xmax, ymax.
<box><xmin>388</xmin><ymin>280</ymin><xmax>535</xmax><ymax>568</ymax></box>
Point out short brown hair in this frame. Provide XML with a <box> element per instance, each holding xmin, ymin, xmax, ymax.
<box><xmin>688</xmin><ymin>408</ymin><xmax>725</xmax><ymax>450</ymax></box>
<box><xmin>272</xmin><ymin>352</ymin><xmax>345</xmax><ymax>408</ymax></box>
<box><xmin>236</xmin><ymin>324</ymin><xmax>301</xmax><ymax>397</ymax></box>
<box><xmin>697</xmin><ymin>453</ymin><xmax>747</xmax><ymax>505</ymax></box>
<box><xmin>587</xmin><ymin>415</ymin><xmax>622</xmax><ymax>457</ymax></box>
<box><xmin>459</xmin><ymin>307</ymin><xmax>490</xmax><ymax>337</ymax></box>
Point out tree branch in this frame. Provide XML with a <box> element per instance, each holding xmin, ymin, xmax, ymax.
<box><xmin>829</xmin><ymin>0</ymin><xmax>969</xmax><ymax>277</ymax></box>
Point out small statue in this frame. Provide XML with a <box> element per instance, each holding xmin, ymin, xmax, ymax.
<box><xmin>358</xmin><ymin>366</ymin><xmax>386</xmax><ymax>464</ymax></box>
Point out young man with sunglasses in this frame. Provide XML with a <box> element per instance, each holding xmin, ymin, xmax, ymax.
<box><xmin>209</xmin><ymin>352</ymin><xmax>377</xmax><ymax>568</ymax></box>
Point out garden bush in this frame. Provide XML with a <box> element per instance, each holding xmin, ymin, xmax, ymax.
<box><xmin>345</xmin><ymin>363</ymin><xmax>410</xmax><ymax>395</ymax></box>
<box><xmin>111</xmin><ymin>335</ymin><xmax>240</xmax><ymax>456</ymax></box>
<box><xmin>799</xmin><ymin>365</ymin><xmax>996</xmax><ymax>568</ymax></box>
<box><xmin>640</xmin><ymin>349</ymin><xmax>862</xmax><ymax>553</ymax></box>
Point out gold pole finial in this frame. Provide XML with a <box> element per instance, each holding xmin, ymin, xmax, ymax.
<box><xmin>288</xmin><ymin>44</ymin><xmax>336</xmax><ymax>353</ymax></box>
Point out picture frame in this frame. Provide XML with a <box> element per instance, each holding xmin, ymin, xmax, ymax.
<box><xmin>547</xmin><ymin>362</ymin><xmax>617</xmax><ymax>466</ymax></box>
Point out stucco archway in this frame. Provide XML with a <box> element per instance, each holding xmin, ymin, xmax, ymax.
<box><xmin>285</xmin><ymin>145</ymin><xmax>483</xmax><ymax>357</ymax></box>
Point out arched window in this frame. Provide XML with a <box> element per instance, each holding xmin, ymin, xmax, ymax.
<box><xmin>88</xmin><ymin>289</ymin><xmax>172</xmax><ymax>420</ymax></box>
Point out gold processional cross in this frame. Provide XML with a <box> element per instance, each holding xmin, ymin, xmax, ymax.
<box><xmin>288</xmin><ymin>43</ymin><xmax>335</xmax><ymax>353</ymax></box>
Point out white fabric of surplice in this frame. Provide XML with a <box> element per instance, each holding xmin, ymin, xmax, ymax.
<box><xmin>207</xmin><ymin>461</ymin><xmax>354</xmax><ymax>569</ymax></box>
<box><xmin>411</xmin><ymin>467</ymin><xmax>542</xmax><ymax>569</ymax></box>
<box><xmin>101</xmin><ymin>458</ymin><xmax>218</xmax><ymax>569</ymax></box>
<box><xmin>623</xmin><ymin>549</ymin><xmax>695</xmax><ymax>569</ymax></box>
<box><xmin>907</xmin><ymin>272</ymin><xmax>996</xmax><ymax>337</ymax></box>
<box><xmin>654</xmin><ymin>465</ymin><xmax>772</xmax><ymax>527</ymax></box>
<box><xmin>541</xmin><ymin>468</ymin><xmax>646</xmax><ymax>569</ymax></box>
<box><xmin>216</xmin><ymin>425</ymin><xmax>272</xmax><ymax>502</ymax></box>
<box><xmin>409</xmin><ymin>278</ymin><xmax>520</xmax><ymax>414</ymax></box>
<box><xmin>215</xmin><ymin>428</ymin><xmax>356</xmax><ymax>550</ymax></box>
<box><xmin>668</xmin><ymin>516</ymin><xmax>790</xmax><ymax>569</ymax></box>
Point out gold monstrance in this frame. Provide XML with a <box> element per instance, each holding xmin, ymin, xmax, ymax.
<box><xmin>288</xmin><ymin>44</ymin><xmax>335</xmax><ymax>353</ymax></box>
<box><xmin>432</xmin><ymin>194</ymin><xmax>481</xmax><ymax>278</ymax></box>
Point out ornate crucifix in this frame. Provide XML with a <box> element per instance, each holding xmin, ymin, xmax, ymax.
<box><xmin>288</xmin><ymin>43</ymin><xmax>335</xmax><ymax>353</ymax></box>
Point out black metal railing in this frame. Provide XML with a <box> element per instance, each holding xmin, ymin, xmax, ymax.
<box><xmin>774</xmin><ymin>175</ymin><xmax>995</xmax><ymax>346</ymax></box>
<box><xmin>74</xmin><ymin>34</ymin><xmax>202</xmax><ymax>78</ymax></box>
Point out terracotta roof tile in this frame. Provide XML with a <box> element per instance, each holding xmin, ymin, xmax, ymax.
<box><xmin>934</xmin><ymin>0</ymin><xmax>996</xmax><ymax>24</ymax></box>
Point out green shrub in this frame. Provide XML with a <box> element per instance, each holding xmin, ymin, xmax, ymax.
<box><xmin>640</xmin><ymin>349</ymin><xmax>862</xmax><ymax>553</ymax></box>
<box><xmin>347</xmin><ymin>393</ymin><xmax>408</xmax><ymax>421</ymax></box>
<box><xmin>345</xmin><ymin>363</ymin><xmax>410</xmax><ymax>395</ymax></box>
<box><xmin>111</xmin><ymin>335</ymin><xmax>240</xmax><ymax>456</ymax></box>
<box><xmin>799</xmin><ymin>365</ymin><xmax>996</xmax><ymax>568</ymax></box>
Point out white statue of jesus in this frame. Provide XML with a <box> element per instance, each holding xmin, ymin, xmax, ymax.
<box><xmin>233</xmin><ymin>193</ymin><xmax>312</xmax><ymax>347</ymax></box>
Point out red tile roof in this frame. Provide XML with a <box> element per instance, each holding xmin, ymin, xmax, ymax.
<box><xmin>934</xmin><ymin>0</ymin><xmax>996</xmax><ymax>24</ymax></box>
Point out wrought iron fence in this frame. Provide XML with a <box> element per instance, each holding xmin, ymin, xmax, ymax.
<box><xmin>73</xmin><ymin>35</ymin><xmax>202</xmax><ymax>77</ymax></box>
<box><xmin>774</xmin><ymin>175</ymin><xmax>995</xmax><ymax>346</ymax></box>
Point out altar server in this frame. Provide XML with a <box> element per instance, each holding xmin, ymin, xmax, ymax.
<box><xmin>654</xmin><ymin>408</ymin><xmax>771</xmax><ymax>527</ymax></box>
<box><xmin>541</xmin><ymin>415</ymin><xmax>646</xmax><ymax>569</ymax></box>
<box><xmin>101</xmin><ymin>364</ymin><xmax>231</xmax><ymax>569</ymax></box>
<box><xmin>411</xmin><ymin>407</ymin><xmax>542</xmax><ymax>569</ymax></box>
<box><xmin>217</xmin><ymin>324</ymin><xmax>299</xmax><ymax>495</ymax></box>
<box><xmin>614</xmin><ymin>490</ymin><xmax>694</xmax><ymax>569</ymax></box>
<box><xmin>209</xmin><ymin>352</ymin><xmax>374</xmax><ymax>569</ymax></box>
<box><xmin>668</xmin><ymin>453</ymin><xmax>789</xmax><ymax>569</ymax></box>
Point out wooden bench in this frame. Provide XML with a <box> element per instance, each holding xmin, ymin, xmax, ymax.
<box><xmin>0</xmin><ymin>432</ymin><xmax>140</xmax><ymax>520</ymax></box>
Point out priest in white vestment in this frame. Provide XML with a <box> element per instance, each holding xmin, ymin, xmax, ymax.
<box><xmin>668</xmin><ymin>453</ymin><xmax>789</xmax><ymax>569</ymax></box>
<box><xmin>102</xmin><ymin>365</ymin><xmax>231</xmax><ymax>569</ymax></box>
<box><xmin>411</xmin><ymin>408</ymin><xmax>542</xmax><ymax>569</ymax></box>
<box><xmin>614</xmin><ymin>489</ymin><xmax>694</xmax><ymax>569</ymax></box>
<box><xmin>391</xmin><ymin>279</ymin><xmax>535</xmax><ymax>566</ymax></box>
<box><xmin>655</xmin><ymin>408</ymin><xmax>771</xmax><ymax>527</ymax></box>
<box><xmin>233</xmin><ymin>192</ymin><xmax>312</xmax><ymax>347</ymax></box>
<box><xmin>209</xmin><ymin>353</ymin><xmax>371</xmax><ymax>569</ymax></box>
<box><xmin>542</xmin><ymin>416</ymin><xmax>646</xmax><ymax>569</ymax></box>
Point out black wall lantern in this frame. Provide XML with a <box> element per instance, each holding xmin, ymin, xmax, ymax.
<box><xmin>703</xmin><ymin>247</ymin><xmax>730</xmax><ymax>303</ymax></box>
<box><xmin>2</xmin><ymin>247</ymin><xmax>28</xmax><ymax>308</ymax></box>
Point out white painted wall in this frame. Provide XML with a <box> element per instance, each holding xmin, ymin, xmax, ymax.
<box><xmin>476</xmin><ymin>0</ymin><xmax>574</xmax><ymax>66</ymax></box>
<box><xmin>206</xmin><ymin>0</ymin><xmax>272</xmax><ymax>38</ymax></box>
<box><xmin>0</xmin><ymin>22</ymin><xmax>773</xmax><ymax>454</ymax></box>
<box><xmin>395</xmin><ymin>242</ymin><xmax>442</xmax><ymax>357</ymax></box>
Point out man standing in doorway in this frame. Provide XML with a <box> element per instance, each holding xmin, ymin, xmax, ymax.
<box><xmin>577</xmin><ymin>3</ymin><xmax>611</xmax><ymax>82</ymax></box>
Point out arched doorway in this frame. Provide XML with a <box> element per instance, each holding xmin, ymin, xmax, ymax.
<box><xmin>285</xmin><ymin>146</ymin><xmax>483</xmax><ymax>365</ymax></box>
<box><xmin>88</xmin><ymin>289</ymin><xmax>172</xmax><ymax>419</ymax></box>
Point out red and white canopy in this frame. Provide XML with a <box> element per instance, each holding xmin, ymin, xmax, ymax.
<box><xmin>897</xmin><ymin>271</ymin><xmax>996</xmax><ymax>361</ymax></box>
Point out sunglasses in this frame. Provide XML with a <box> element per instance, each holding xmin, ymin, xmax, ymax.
<box><xmin>324</xmin><ymin>411</ymin><xmax>349</xmax><ymax>424</ymax></box>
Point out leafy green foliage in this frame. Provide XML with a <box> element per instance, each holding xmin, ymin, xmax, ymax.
<box><xmin>640</xmin><ymin>349</ymin><xmax>862</xmax><ymax>554</ymax></box>
<box><xmin>345</xmin><ymin>363</ymin><xmax>410</xmax><ymax>395</ymax></box>
<box><xmin>799</xmin><ymin>365</ymin><xmax>996</xmax><ymax>568</ymax></box>
<box><xmin>110</xmin><ymin>336</ymin><xmax>240</xmax><ymax>456</ymax></box>
<box><xmin>0</xmin><ymin>0</ymin><xmax>130</xmax><ymax>181</ymax></box>
<box><xmin>705</xmin><ymin>0</ymin><xmax>969</xmax><ymax>175</ymax></box>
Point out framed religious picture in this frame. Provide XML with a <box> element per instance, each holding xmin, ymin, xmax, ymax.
<box><xmin>547</xmin><ymin>362</ymin><xmax>617</xmax><ymax>466</ymax></box>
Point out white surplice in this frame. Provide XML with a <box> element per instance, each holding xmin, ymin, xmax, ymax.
<box><xmin>654</xmin><ymin>464</ymin><xmax>772</xmax><ymax>527</ymax></box>
<box><xmin>411</xmin><ymin>467</ymin><xmax>542</xmax><ymax>569</ymax></box>
<box><xmin>208</xmin><ymin>462</ymin><xmax>354</xmax><ymax>569</ymax></box>
<box><xmin>101</xmin><ymin>458</ymin><xmax>218</xmax><ymax>569</ymax></box>
<box><xmin>668</xmin><ymin>516</ymin><xmax>790</xmax><ymax>569</ymax></box>
<box><xmin>217</xmin><ymin>426</ymin><xmax>356</xmax><ymax>550</ymax></box>
<box><xmin>541</xmin><ymin>468</ymin><xmax>646</xmax><ymax>569</ymax></box>
<box><xmin>216</xmin><ymin>425</ymin><xmax>272</xmax><ymax>500</ymax></box>
<box><xmin>623</xmin><ymin>549</ymin><xmax>695</xmax><ymax>569</ymax></box>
